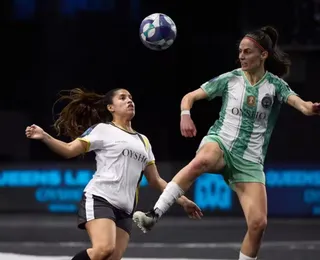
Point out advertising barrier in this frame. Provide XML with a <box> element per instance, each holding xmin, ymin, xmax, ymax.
<box><xmin>0</xmin><ymin>162</ymin><xmax>319</xmax><ymax>217</ymax></box>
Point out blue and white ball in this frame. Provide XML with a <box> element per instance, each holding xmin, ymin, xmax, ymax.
<box><xmin>139</xmin><ymin>13</ymin><xmax>177</xmax><ymax>51</ymax></box>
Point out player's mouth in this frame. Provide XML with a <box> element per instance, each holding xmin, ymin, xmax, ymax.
<box><xmin>127</xmin><ymin>104</ymin><xmax>134</xmax><ymax>109</ymax></box>
<box><xmin>241</xmin><ymin>62</ymin><xmax>248</xmax><ymax>69</ymax></box>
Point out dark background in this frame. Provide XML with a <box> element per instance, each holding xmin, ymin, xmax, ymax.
<box><xmin>1</xmin><ymin>0</ymin><xmax>320</xmax><ymax>217</ymax></box>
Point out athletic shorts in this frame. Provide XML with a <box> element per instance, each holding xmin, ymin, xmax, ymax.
<box><xmin>77</xmin><ymin>192</ymin><xmax>133</xmax><ymax>235</ymax></box>
<box><xmin>198</xmin><ymin>135</ymin><xmax>265</xmax><ymax>190</ymax></box>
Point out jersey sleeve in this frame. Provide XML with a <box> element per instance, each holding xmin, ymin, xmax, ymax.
<box><xmin>140</xmin><ymin>135</ymin><xmax>155</xmax><ymax>168</ymax></box>
<box><xmin>200</xmin><ymin>72</ymin><xmax>231</xmax><ymax>100</ymax></box>
<box><xmin>77</xmin><ymin>123</ymin><xmax>105</xmax><ymax>152</ymax></box>
<box><xmin>276</xmin><ymin>79</ymin><xmax>298</xmax><ymax>103</ymax></box>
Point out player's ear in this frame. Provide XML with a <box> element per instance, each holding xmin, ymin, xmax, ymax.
<box><xmin>261</xmin><ymin>50</ymin><xmax>268</xmax><ymax>61</ymax></box>
<box><xmin>107</xmin><ymin>105</ymin><xmax>114</xmax><ymax>113</ymax></box>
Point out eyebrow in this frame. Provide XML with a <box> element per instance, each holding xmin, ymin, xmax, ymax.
<box><xmin>239</xmin><ymin>47</ymin><xmax>253</xmax><ymax>51</ymax></box>
<box><xmin>119</xmin><ymin>93</ymin><xmax>132</xmax><ymax>98</ymax></box>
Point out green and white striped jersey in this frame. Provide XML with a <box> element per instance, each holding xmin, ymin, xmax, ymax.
<box><xmin>201</xmin><ymin>68</ymin><xmax>297</xmax><ymax>164</ymax></box>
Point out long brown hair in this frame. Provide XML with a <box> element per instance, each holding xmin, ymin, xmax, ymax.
<box><xmin>53</xmin><ymin>88</ymin><xmax>120</xmax><ymax>140</ymax></box>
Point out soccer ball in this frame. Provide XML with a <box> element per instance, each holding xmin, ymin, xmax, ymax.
<box><xmin>139</xmin><ymin>13</ymin><xmax>177</xmax><ymax>51</ymax></box>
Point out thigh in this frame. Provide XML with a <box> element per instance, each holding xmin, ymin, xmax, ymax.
<box><xmin>234</xmin><ymin>182</ymin><xmax>267</xmax><ymax>223</ymax></box>
<box><xmin>195</xmin><ymin>136</ymin><xmax>226</xmax><ymax>173</ymax></box>
<box><xmin>86</xmin><ymin>218</ymin><xmax>117</xmax><ymax>249</ymax></box>
<box><xmin>111</xmin><ymin>227</ymin><xmax>130</xmax><ymax>260</ymax></box>
<box><xmin>77</xmin><ymin>193</ymin><xmax>116</xmax><ymax>230</ymax></box>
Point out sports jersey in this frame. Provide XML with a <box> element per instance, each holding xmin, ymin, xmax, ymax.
<box><xmin>201</xmin><ymin>68</ymin><xmax>297</xmax><ymax>164</ymax></box>
<box><xmin>77</xmin><ymin>123</ymin><xmax>155</xmax><ymax>214</ymax></box>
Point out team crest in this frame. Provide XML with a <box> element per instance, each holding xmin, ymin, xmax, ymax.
<box><xmin>247</xmin><ymin>95</ymin><xmax>256</xmax><ymax>106</ymax></box>
<box><xmin>261</xmin><ymin>95</ymin><xmax>273</xmax><ymax>109</ymax></box>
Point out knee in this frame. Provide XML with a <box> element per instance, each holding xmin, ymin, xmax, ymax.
<box><xmin>190</xmin><ymin>147</ymin><xmax>222</xmax><ymax>174</ymax></box>
<box><xmin>247</xmin><ymin>214</ymin><xmax>267</xmax><ymax>234</ymax></box>
<box><xmin>92</xmin><ymin>244</ymin><xmax>115</xmax><ymax>260</ymax></box>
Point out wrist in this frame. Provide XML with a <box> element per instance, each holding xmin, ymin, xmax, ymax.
<box><xmin>41</xmin><ymin>132</ymin><xmax>50</xmax><ymax>142</ymax></box>
<box><xmin>177</xmin><ymin>196</ymin><xmax>188</xmax><ymax>206</ymax></box>
<box><xmin>181</xmin><ymin>110</ymin><xmax>190</xmax><ymax>116</ymax></box>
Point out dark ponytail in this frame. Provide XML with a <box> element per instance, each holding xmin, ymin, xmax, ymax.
<box><xmin>260</xmin><ymin>26</ymin><xmax>278</xmax><ymax>49</ymax></box>
<box><xmin>53</xmin><ymin>88</ymin><xmax>120</xmax><ymax>140</ymax></box>
<box><xmin>246</xmin><ymin>25</ymin><xmax>291</xmax><ymax>78</ymax></box>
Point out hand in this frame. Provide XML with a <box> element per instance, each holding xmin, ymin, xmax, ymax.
<box><xmin>312</xmin><ymin>102</ymin><xmax>320</xmax><ymax>115</ymax></box>
<box><xmin>180</xmin><ymin>115</ymin><xmax>197</xmax><ymax>137</ymax></box>
<box><xmin>303</xmin><ymin>101</ymin><xmax>320</xmax><ymax>116</ymax></box>
<box><xmin>25</xmin><ymin>124</ymin><xmax>45</xmax><ymax>140</ymax></box>
<box><xmin>182</xmin><ymin>199</ymin><xmax>203</xmax><ymax>220</ymax></box>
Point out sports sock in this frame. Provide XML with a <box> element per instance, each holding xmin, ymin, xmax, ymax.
<box><xmin>239</xmin><ymin>251</ymin><xmax>257</xmax><ymax>260</ymax></box>
<box><xmin>154</xmin><ymin>181</ymin><xmax>184</xmax><ymax>217</ymax></box>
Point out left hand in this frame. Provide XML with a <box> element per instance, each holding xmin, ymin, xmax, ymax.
<box><xmin>182</xmin><ymin>199</ymin><xmax>203</xmax><ymax>220</ymax></box>
<box><xmin>304</xmin><ymin>101</ymin><xmax>320</xmax><ymax>116</ymax></box>
<box><xmin>312</xmin><ymin>102</ymin><xmax>320</xmax><ymax>115</ymax></box>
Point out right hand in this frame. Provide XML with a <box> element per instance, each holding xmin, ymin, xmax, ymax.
<box><xmin>180</xmin><ymin>115</ymin><xmax>197</xmax><ymax>137</ymax></box>
<box><xmin>25</xmin><ymin>124</ymin><xmax>45</xmax><ymax>140</ymax></box>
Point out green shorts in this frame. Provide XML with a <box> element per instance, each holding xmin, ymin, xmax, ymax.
<box><xmin>198</xmin><ymin>135</ymin><xmax>265</xmax><ymax>189</ymax></box>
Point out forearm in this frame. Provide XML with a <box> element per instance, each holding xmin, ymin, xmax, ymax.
<box><xmin>41</xmin><ymin>132</ymin><xmax>73</xmax><ymax>158</ymax></box>
<box><xmin>291</xmin><ymin>98</ymin><xmax>307</xmax><ymax>114</ymax></box>
<box><xmin>180</xmin><ymin>93</ymin><xmax>195</xmax><ymax>111</ymax></box>
<box><xmin>288</xmin><ymin>96</ymin><xmax>314</xmax><ymax>116</ymax></box>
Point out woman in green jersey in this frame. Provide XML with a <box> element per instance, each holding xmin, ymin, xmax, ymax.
<box><xmin>133</xmin><ymin>26</ymin><xmax>320</xmax><ymax>260</ymax></box>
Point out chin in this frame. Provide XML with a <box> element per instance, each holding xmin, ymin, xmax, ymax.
<box><xmin>128</xmin><ymin>111</ymin><xmax>135</xmax><ymax>120</ymax></box>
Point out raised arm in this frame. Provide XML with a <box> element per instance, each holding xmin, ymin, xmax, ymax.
<box><xmin>180</xmin><ymin>88</ymin><xmax>208</xmax><ymax>137</ymax></box>
<box><xmin>25</xmin><ymin>124</ymin><xmax>86</xmax><ymax>158</ymax></box>
<box><xmin>180</xmin><ymin>73</ymin><xmax>229</xmax><ymax>137</ymax></box>
<box><xmin>180</xmin><ymin>88</ymin><xmax>209</xmax><ymax>112</ymax></box>
<box><xmin>287</xmin><ymin>95</ymin><xmax>320</xmax><ymax>116</ymax></box>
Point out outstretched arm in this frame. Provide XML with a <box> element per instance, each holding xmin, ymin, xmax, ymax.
<box><xmin>25</xmin><ymin>124</ymin><xmax>87</xmax><ymax>158</ymax></box>
<box><xmin>144</xmin><ymin>163</ymin><xmax>203</xmax><ymax>219</ymax></box>
<box><xmin>287</xmin><ymin>95</ymin><xmax>320</xmax><ymax>116</ymax></box>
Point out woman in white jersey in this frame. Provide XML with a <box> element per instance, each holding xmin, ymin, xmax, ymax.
<box><xmin>133</xmin><ymin>26</ymin><xmax>320</xmax><ymax>260</ymax></box>
<box><xmin>25</xmin><ymin>88</ymin><xmax>202</xmax><ymax>260</ymax></box>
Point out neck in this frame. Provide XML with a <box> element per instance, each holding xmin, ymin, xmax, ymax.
<box><xmin>112</xmin><ymin>119</ymin><xmax>133</xmax><ymax>132</ymax></box>
<box><xmin>244</xmin><ymin>68</ymin><xmax>266</xmax><ymax>86</ymax></box>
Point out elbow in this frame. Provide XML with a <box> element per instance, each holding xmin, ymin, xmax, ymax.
<box><xmin>183</xmin><ymin>92</ymin><xmax>194</xmax><ymax>102</ymax></box>
<box><xmin>148</xmin><ymin>180</ymin><xmax>159</xmax><ymax>189</ymax></box>
<box><xmin>64</xmin><ymin>144</ymin><xmax>78</xmax><ymax>159</ymax></box>
<box><xmin>63</xmin><ymin>153</ymin><xmax>73</xmax><ymax>159</ymax></box>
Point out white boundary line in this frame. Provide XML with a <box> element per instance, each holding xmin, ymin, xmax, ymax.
<box><xmin>0</xmin><ymin>253</ymin><xmax>230</xmax><ymax>260</ymax></box>
<box><xmin>0</xmin><ymin>241</ymin><xmax>320</xmax><ymax>249</ymax></box>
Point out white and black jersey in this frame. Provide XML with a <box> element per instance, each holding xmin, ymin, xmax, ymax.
<box><xmin>77</xmin><ymin>123</ymin><xmax>155</xmax><ymax>215</ymax></box>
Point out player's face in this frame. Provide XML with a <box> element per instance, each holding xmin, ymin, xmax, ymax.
<box><xmin>109</xmin><ymin>89</ymin><xmax>135</xmax><ymax>119</ymax></box>
<box><xmin>239</xmin><ymin>38</ymin><xmax>268</xmax><ymax>73</ymax></box>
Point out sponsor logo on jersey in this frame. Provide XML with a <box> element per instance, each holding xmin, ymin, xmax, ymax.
<box><xmin>247</xmin><ymin>95</ymin><xmax>256</xmax><ymax>106</ymax></box>
<box><xmin>231</xmin><ymin>107</ymin><xmax>267</xmax><ymax>120</ymax></box>
<box><xmin>261</xmin><ymin>95</ymin><xmax>273</xmax><ymax>109</ymax></box>
<box><xmin>80</xmin><ymin>124</ymin><xmax>98</xmax><ymax>137</ymax></box>
<box><xmin>122</xmin><ymin>149</ymin><xmax>148</xmax><ymax>164</ymax></box>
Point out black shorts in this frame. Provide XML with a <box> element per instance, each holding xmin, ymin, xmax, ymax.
<box><xmin>77</xmin><ymin>193</ymin><xmax>133</xmax><ymax>235</ymax></box>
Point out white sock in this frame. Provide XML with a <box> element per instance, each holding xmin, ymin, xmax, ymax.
<box><xmin>153</xmin><ymin>181</ymin><xmax>184</xmax><ymax>217</ymax></box>
<box><xmin>239</xmin><ymin>252</ymin><xmax>257</xmax><ymax>260</ymax></box>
